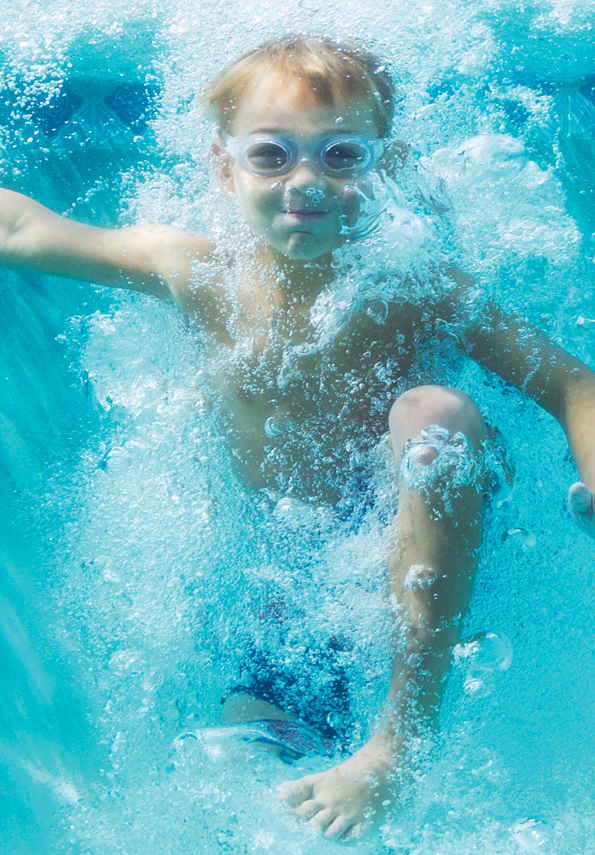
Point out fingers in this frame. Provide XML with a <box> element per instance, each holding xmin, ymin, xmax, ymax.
<box><xmin>569</xmin><ymin>482</ymin><xmax>593</xmax><ymax>515</ymax></box>
<box><xmin>568</xmin><ymin>482</ymin><xmax>595</xmax><ymax>540</ymax></box>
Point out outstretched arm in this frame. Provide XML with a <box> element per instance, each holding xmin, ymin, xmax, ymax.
<box><xmin>0</xmin><ymin>189</ymin><xmax>214</xmax><ymax>308</ymax></box>
<box><xmin>447</xmin><ymin>267</ymin><xmax>595</xmax><ymax>538</ymax></box>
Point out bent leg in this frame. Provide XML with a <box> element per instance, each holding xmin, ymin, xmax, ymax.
<box><xmin>277</xmin><ymin>386</ymin><xmax>488</xmax><ymax>841</ymax></box>
<box><xmin>386</xmin><ymin>385</ymin><xmax>487</xmax><ymax>726</ymax></box>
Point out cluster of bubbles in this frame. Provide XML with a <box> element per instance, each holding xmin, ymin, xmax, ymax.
<box><xmin>454</xmin><ymin>631</ymin><xmax>514</xmax><ymax>699</ymax></box>
<box><xmin>2</xmin><ymin>0</ymin><xmax>595</xmax><ymax>853</ymax></box>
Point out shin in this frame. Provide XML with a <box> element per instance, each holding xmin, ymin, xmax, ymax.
<box><xmin>386</xmin><ymin>386</ymin><xmax>488</xmax><ymax>733</ymax></box>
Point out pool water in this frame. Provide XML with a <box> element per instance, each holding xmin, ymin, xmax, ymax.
<box><xmin>1</xmin><ymin>1</ymin><xmax>595</xmax><ymax>853</ymax></box>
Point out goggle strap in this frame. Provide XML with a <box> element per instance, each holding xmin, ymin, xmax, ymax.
<box><xmin>220</xmin><ymin>130</ymin><xmax>238</xmax><ymax>158</ymax></box>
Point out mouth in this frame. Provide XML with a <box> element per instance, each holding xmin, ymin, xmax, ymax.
<box><xmin>281</xmin><ymin>209</ymin><xmax>330</xmax><ymax>219</ymax></box>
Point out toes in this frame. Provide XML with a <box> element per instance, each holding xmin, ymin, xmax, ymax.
<box><xmin>275</xmin><ymin>775</ymin><xmax>319</xmax><ymax>807</ymax></box>
<box><xmin>294</xmin><ymin>798</ymin><xmax>324</xmax><ymax>820</ymax></box>
<box><xmin>308</xmin><ymin>807</ymin><xmax>335</xmax><ymax>832</ymax></box>
<box><xmin>323</xmin><ymin>815</ymin><xmax>354</xmax><ymax>840</ymax></box>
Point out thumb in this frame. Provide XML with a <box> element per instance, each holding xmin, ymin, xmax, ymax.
<box><xmin>569</xmin><ymin>482</ymin><xmax>593</xmax><ymax>516</ymax></box>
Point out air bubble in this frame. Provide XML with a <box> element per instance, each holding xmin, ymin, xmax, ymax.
<box><xmin>404</xmin><ymin>564</ymin><xmax>438</xmax><ymax>591</ymax></box>
<box><xmin>305</xmin><ymin>187</ymin><xmax>325</xmax><ymax>204</ymax></box>
<box><xmin>399</xmin><ymin>424</ymin><xmax>473</xmax><ymax>489</ymax></box>
<box><xmin>273</xmin><ymin>497</ymin><xmax>332</xmax><ymax>529</ymax></box>
<box><xmin>326</xmin><ymin>711</ymin><xmax>343</xmax><ymax>731</ymax></box>
<box><xmin>576</xmin><ymin>315</ymin><xmax>595</xmax><ymax>328</ymax></box>
<box><xmin>511</xmin><ymin>818</ymin><xmax>553</xmax><ymax>851</ymax></box>
<box><xmin>463</xmin><ymin>674</ymin><xmax>494</xmax><ymax>698</ymax></box>
<box><xmin>454</xmin><ymin>631</ymin><xmax>514</xmax><ymax>673</ymax></box>
<box><xmin>503</xmin><ymin>527</ymin><xmax>536</xmax><ymax>550</ymax></box>
<box><xmin>399</xmin><ymin>440</ymin><xmax>439</xmax><ymax>486</ymax></box>
<box><xmin>365</xmin><ymin>299</ymin><xmax>388</xmax><ymax>324</ymax></box>
<box><xmin>264</xmin><ymin>414</ymin><xmax>295</xmax><ymax>438</ymax></box>
<box><xmin>420</xmin><ymin>425</ymin><xmax>451</xmax><ymax>444</ymax></box>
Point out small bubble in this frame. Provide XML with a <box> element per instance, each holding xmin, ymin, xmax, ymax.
<box><xmin>463</xmin><ymin>675</ymin><xmax>493</xmax><ymax>698</ymax></box>
<box><xmin>511</xmin><ymin>818</ymin><xmax>553</xmax><ymax>851</ymax></box>
<box><xmin>503</xmin><ymin>527</ymin><xmax>536</xmax><ymax>551</ymax></box>
<box><xmin>404</xmin><ymin>564</ymin><xmax>438</xmax><ymax>591</ymax></box>
<box><xmin>326</xmin><ymin>711</ymin><xmax>343</xmax><ymax>731</ymax></box>
<box><xmin>273</xmin><ymin>497</ymin><xmax>329</xmax><ymax>529</ymax></box>
<box><xmin>454</xmin><ymin>631</ymin><xmax>514</xmax><ymax>673</ymax></box>
<box><xmin>305</xmin><ymin>187</ymin><xmax>325</xmax><ymax>205</ymax></box>
<box><xmin>365</xmin><ymin>299</ymin><xmax>388</xmax><ymax>324</ymax></box>
<box><xmin>420</xmin><ymin>425</ymin><xmax>451</xmax><ymax>443</ymax></box>
<box><xmin>264</xmin><ymin>414</ymin><xmax>294</xmax><ymax>437</ymax></box>
<box><xmin>576</xmin><ymin>315</ymin><xmax>595</xmax><ymax>328</ymax></box>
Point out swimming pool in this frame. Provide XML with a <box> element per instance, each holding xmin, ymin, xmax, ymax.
<box><xmin>1</xmin><ymin>1</ymin><xmax>595</xmax><ymax>852</ymax></box>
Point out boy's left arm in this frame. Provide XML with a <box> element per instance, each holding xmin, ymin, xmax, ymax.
<box><xmin>446</xmin><ymin>268</ymin><xmax>595</xmax><ymax>539</ymax></box>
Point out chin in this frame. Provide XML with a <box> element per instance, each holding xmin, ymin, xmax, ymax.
<box><xmin>281</xmin><ymin>235</ymin><xmax>337</xmax><ymax>261</ymax></box>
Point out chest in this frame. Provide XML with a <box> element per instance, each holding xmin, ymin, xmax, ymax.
<box><xmin>214</xmin><ymin>304</ymin><xmax>414</xmax><ymax>457</ymax></box>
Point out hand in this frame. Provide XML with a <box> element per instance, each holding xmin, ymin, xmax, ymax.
<box><xmin>569</xmin><ymin>482</ymin><xmax>595</xmax><ymax>540</ymax></box>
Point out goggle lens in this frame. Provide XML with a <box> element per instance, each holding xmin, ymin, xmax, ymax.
<box><xmin>321</xmin><ymin>140</ymin><xmax>370</xmax><ymax>173</ymax></box>
<box><xmin>243</xmin><ymin>140</ymin><xmax>292</xmax><ymax>175</ymax></box>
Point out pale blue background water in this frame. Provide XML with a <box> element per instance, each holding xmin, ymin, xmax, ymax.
<box><xmin>1</xmin><ymin>1</ymin><xmax>595</xmax><ymax>853</ymax></box>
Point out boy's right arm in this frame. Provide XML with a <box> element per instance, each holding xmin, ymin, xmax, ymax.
<box><xmin>0</xmin><ymin>189</ymin><xmax>215</xmax><ymax>310</ymax></box>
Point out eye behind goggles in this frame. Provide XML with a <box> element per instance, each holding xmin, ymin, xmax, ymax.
<box><xmin>223</xmin><ymin>132</ymin><xmax>384</xmax><ymax>178</ymax></box>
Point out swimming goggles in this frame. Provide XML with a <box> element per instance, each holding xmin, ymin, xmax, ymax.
<box><xmin>222</xmin><ymin>131</ymin><xmax>384</xmax><ymax>178</ymax></box>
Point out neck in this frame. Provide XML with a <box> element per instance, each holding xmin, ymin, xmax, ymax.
<box><xmin>257</xmin><ymin>246</ymin><xmax>336</xmax><ymax>308</ymax></box>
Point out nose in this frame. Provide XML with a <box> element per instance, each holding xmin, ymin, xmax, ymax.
<box><xmin>285</xmin><ymin>158</ymin><xmax>327</xmax><ymax>190</ymax></box>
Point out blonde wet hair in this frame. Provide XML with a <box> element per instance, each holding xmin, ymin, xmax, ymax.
<box><xmin>202</xmin><ymin>34</ymin><xmax>397</xmax><ymax>138</ymax></box>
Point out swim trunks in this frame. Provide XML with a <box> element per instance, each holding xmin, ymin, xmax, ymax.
<box><xmin>175</xmin><ymin>718</ymin><xmax>336</xmax><ymax>764</ymax></box>
<box><xmin>226</xmin><ymin>634</ymin><xmax>354</xmax><ymax>749</ymax></box>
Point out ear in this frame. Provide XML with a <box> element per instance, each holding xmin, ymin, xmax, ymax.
<box><xmin>379</xmin><ymin>139</ymin><xmax>409</xmax><ymax>179</ymax></box>
<box><xmin>210</xmin><ymin>138</ymin><xmax>235</xmax><ymax>194</ymax></box>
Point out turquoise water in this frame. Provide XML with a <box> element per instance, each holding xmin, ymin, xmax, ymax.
<box><xmin>1</xmin><ymin>1</ymin><xmax>595</xmax><ymax>852</ymax></box>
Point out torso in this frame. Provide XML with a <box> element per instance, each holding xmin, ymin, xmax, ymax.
<box><xmin>199</xmin><ymin>280</ymin><xmax>420</xmax><ymax>506</ymax></box>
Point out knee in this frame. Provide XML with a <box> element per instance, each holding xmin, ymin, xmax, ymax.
<box><xmin>389</xmin><ymin>385</ymin><xmax>487</xmax><ymax>451</ymax></box>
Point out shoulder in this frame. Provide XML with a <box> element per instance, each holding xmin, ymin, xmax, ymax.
<box><xmin>157</xmin><ymin>230</ymin><xmax>233</xmax><ymax>333</ymax></box>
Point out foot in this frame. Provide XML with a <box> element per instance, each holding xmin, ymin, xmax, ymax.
<box><xmin>275</xmin><ymin>732</ymin><xmax>401</xmax><ymax>842</ymax></box>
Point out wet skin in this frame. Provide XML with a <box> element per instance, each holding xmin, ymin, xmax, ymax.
<box><xmin>212</xmin><ymin>295</ymin><xmax>418</xmax><ymax>501</ymax></box>
<box><xmin>219</xmin><ymin>75</ymin><xmax>379</xmax><ymax>261</ymax></box>
<box><xmin>190</xmin><ymin>77</ymin><xmax>595</xmax><ymax>841</ymax></box>
<box><xmin>0</xmin><ymin>68</ymin><xmax>595</xmax><ymax>845</ymax></box>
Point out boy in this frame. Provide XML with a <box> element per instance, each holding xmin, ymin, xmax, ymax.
<box><xmin>1</xmin><ymin>35</ymin><xmax>595</xmax><ymax>843</ymax></box>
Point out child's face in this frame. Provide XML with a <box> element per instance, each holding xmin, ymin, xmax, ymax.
<box><xmin>222</xmin><ymin>73</ymin><xmax>380</xmax><ymax>262</ymax></box>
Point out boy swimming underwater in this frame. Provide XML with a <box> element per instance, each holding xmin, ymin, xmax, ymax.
<box><xmin>2</xmin><ymin>34</ymin><xmax>595</xmax><ymax>843</ymax></box>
